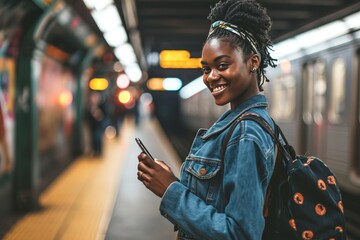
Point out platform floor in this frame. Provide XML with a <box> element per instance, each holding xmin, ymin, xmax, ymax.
<box><xmin>3</xmin><ymin>116</ymin><xmax>181</xmax><ymax>240</ymax></box>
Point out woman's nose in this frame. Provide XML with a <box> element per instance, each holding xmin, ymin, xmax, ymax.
<box><xmin>207</xmin><ymin>69</ymin><xmax>220</xmax><ymax>82</ymax></box>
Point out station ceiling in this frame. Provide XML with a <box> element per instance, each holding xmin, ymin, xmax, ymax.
<box><xmin>75</xmin><ymin>0</ymin><xmax>360</xmax><ymax>83</ymax></box>
<box><xmin>131</xmin><ymin>0</ymin><xmax>360</xmax><ymax>51</ymax></box>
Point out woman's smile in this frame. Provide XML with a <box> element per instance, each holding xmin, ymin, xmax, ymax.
<box><xmin>211</xmin><ymin>84</ymin><xmax>228</xmax><ymax>95</ymax></box>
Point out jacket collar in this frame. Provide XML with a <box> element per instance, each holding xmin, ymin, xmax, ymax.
<box><xmin>202</xmin><ymin>94</ymin><xmax>268</xmax><ymax>139</ymax></box>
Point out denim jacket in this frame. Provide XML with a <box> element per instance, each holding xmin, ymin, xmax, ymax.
<box><xmin>160</xmin><ymin>94</ymin><xmax>275</xmax><ymax>240</ymax></box>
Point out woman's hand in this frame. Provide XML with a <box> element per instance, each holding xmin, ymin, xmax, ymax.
<box><xmin>137</xmin><ymin>153</ymin><xmax>177</xmax><ymax>197</ymax></box>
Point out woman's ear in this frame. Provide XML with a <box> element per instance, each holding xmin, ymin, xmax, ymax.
<box><xmin>249</xmin><ymin>54</ymin><xmax>260</xmax><ymax>70</ymax></box>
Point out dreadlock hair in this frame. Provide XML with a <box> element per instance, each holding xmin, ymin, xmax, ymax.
<box><xmin>206</xmin><ymin>0</ymin><xmax>277</xmax><ymax>91</ymax></box>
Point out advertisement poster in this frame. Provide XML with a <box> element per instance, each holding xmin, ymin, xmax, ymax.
<box><xmin>35</xmin><ymin>54</ymin><xmax>75</xmax><ymax>178</ymax></box>
<box><xmin>0</xmin><ymin>58</ymin><xmax>15</xmax><ymax>175</ymax></box>
<box><xmin>0</xmin><ymin>1</ymin><xmax>24</xmax><ymax>177</ymax></box>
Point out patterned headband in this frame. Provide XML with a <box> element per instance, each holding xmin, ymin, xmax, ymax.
<box><xmin>208</xmin><ymin>20</ymin><xmax>262</xmax><ymax>62</ymax></box>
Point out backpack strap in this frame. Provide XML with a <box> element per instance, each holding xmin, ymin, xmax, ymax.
<box><xmin>220</xmin><ymin>113</ymin><xmax>295</xmax><ymax>216</ymax></box>
<box><xmin>220</xmin><ymin>116</ymin><xmax>243</xmax><ymax>162</ymax></box>
<box><xmin>221</xmin><ymin>112</ymin><xmax>293</xmax><ymax>165</ymax></box>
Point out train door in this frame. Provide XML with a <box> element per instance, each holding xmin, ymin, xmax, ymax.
<box><xmin>355</xmin><ymin>49</ymin><xmax>360</xmax><ymax>180</ymax></box>
<box><xmin>302</xmin><ymin>59</ymin><xmax>327</xmax><ymax>157</ymax></box>
<box><xmin>326</xmin><ymin>53</ymin><xmax>352</xmax><ymax>189</ymax></box>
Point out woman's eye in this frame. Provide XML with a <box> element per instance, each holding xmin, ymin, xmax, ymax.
<box><xmin>202</xmin><ymin>67</ymin><xmax>210</xmax><ymax>74</ymax></box>
<box><xmin>218</xmin><ymin>63</ymin><xmax>229</xmax><ymax>70</ymax></box>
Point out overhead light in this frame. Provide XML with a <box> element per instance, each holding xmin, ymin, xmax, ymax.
<box><xmin>125</xmin><ymin>63</ymin><xmax>142</xmax><ymax>82</ymax></box>
<box><xmin>104</xmin><ymin>26</ymin><xmax>128</xmax><ymax>47</ymax></box>
<box><xmin>273</xmin><ymin>12</ymin><xmax>360</xmax><ymax>60</ymax></box>
<box><xmin>163</xmin><ymin>78</ymin><xmax>182</xmax><ymax>91</ymax></box>
<box><xmin>114</xmin><ymin>43</ymin><xmax>137</xmax><ymax>64</ymax></box>
<box><xmin>272</xmin><ymin>38</ymin><xmax>301</xmax><ymax>60</ymax></box>
<box><xmin>179</xmin><ymin>76</ymin><xmax>206</xmax><ymax>99</ymax></box>
<box><xmin>344</xmin><ymin>11</ymin><xmax>360</xmax><ymax>30</ymax></box>
<box><xmin>294</xmin><ymin>20</ymin><xmax>347</xmax><ymax>49</ymax></box>
<box><xmin>85</xmin><ymin>0</ymin><xmax>143</xmax><ymax>75</ymax></box>
<box><xmin>83</xmin><ymin>0</ymin><xmax>113</xmax><ymax>11</ymax></box>
<box><xmin>91</xmin><ymin>4</ymin><xmax>122</xmax><ymax>32</ymax></box>
<box><xmin>90</xmin><ymin>4</ymin><xmax>129</xmax><ymax>48</ymax></box>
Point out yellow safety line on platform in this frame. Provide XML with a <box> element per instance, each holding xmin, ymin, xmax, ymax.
<box><xmin>4</xmin><ymin>118</ymin><xmax>135</xmax><ymax>240</ymax></box>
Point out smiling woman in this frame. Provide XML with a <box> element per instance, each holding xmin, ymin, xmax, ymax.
<box><xmin>135</xmin><ymin>0</ymin><xmax>278</xmax><ymax>239</ymax></box>
<box><xmin>201</xmin><ymin>39</ymin><xmax>260</xmax><ymax>108</ymax></box>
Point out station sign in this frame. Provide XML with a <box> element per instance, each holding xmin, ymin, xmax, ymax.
<box><xmin>159</xmin><ymin>50</ymin><xmax>201</xmax><ymax>69</ymax></box>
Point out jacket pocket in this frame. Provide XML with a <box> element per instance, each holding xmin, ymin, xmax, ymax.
<box><xmin>186</xmin><ymin>159</ymin><xmax>221</xmax><ymax>179</ymax></box>
<box><xmin>184</xmin><ymin>157</ymin><xmax>221</xmax><ymax>203</ymax></box>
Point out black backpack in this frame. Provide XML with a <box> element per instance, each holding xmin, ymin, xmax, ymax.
<box><xmin>221</xmin><ymin>112</ymin><xmax>347</xmax><ymax>240</ymax></box>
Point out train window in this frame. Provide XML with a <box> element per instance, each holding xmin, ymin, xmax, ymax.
<box><xmin>313</xmin><ymin>60</ymin><xmax>327</xmax><ymax>125</ymax></box>
<box><xmin>270</xmin><ymin>75</ymin><xmax>296</xmax><ymax>121</ymax></box>
<box><xmin>303</xmin><ymin>64</ymin><xmax>314</xmax><ymax>124</ymax></box>
<box><xmin>303</xmin><ymin>60</ymin><xmax>327</xmax><ymax>125</ymax></box>
<box><xmin>303</xmin><ymin>60</ymin><xmax>326</xmax><ymax>125</ymax></box>
<box><xmin>328</xmin><ymin>58</ymin><xmax>346</xmax><ymax>124</ymax></box>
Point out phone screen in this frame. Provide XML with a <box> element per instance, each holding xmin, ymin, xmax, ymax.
<box><xmin>135</xmin><ymin>138</ymin><xmax>155</xmax><ymax>160</ymax></box>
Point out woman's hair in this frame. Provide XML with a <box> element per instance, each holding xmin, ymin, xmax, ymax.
<box><xmin>206</xmin><ymin>0</ymin><xmax>276</xmax><ymax>91</ymax></box>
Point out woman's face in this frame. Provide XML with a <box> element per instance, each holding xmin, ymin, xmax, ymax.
<box><xmin>201</xmin><ymin>38</ymin><xmax>259</xmax><ymax>109</ymax></box>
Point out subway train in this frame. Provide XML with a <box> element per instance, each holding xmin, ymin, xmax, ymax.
<box><xmin>179</xmin><ymin>11</ymin><xmax>360</xmax><ymax>237</ymax></box>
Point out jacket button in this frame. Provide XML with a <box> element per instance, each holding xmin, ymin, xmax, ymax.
<box><xmin>199</xmin><ymin>168</ymin><xmax>206</xmax><ymax>176</ymax></box>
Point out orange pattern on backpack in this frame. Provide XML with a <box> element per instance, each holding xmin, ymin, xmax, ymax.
<box><xmin>327</xmin><ymin>176</ymin><xmax>336</xmax><ymax>185</ymax></box>
<box><xmin>315</xmin><ymin>203</ymin><xmax>326</xmax><ymax>215</ymax></box>
<box><xmin>338</xmin><ymin>201</ymin><xmax>344</xmax><ymax>213</ymax></box>
<box><xmin>302</xmin><ymin>230</ymin><xmax>314</xmax><ymax>240</ymax></box>
<box><xmin>288</xmin><ymin>219</ymin><xmax>297</xmax><ymax>231</ymax></box>
<box><xmin>317</xmin><ymin>179</ymin><xmax>326</xmax><ymax>190</ymax></box>
<box><xmin>294</xmin><ymin>193</ymin><xmax>304</xmax><ymax>204</ymax></box>
<box><xmin>335</xmin><ymin>226</ymin><xmax>343</xmax><ymax>232</ymax></box>
<box><xmin>304</xmin><ymin>157</ymin><xmax>314</xmax><ymax>166</ymax></box>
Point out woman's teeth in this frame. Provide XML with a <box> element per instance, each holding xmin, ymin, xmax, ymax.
<box><xmin>213</xmin><ymin>85</ymin><xmax>226</xmax><ymax>92</ymax></box>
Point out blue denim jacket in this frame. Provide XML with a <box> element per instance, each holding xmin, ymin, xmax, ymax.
<box><xmin>160</xmin><ymin>94</ymin><xmax>275</xmax><ymax>240</ymax></box>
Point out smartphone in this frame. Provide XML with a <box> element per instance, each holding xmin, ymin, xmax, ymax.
<box><xmin>135</xmin><ymin>138</ymin><xmax>155</xmax><ymax>160</ymax></box>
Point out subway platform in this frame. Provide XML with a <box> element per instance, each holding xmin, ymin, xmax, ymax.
<box><xmin>2</xmin><ymin>116</ymin><xmax>181</xmax><ymax>240</ymax></box>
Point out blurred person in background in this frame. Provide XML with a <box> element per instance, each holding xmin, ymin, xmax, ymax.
<box><xmin>86</xmin><ymin>92</ymin><xmax>106</xmax><ymax>157</ymax></box>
